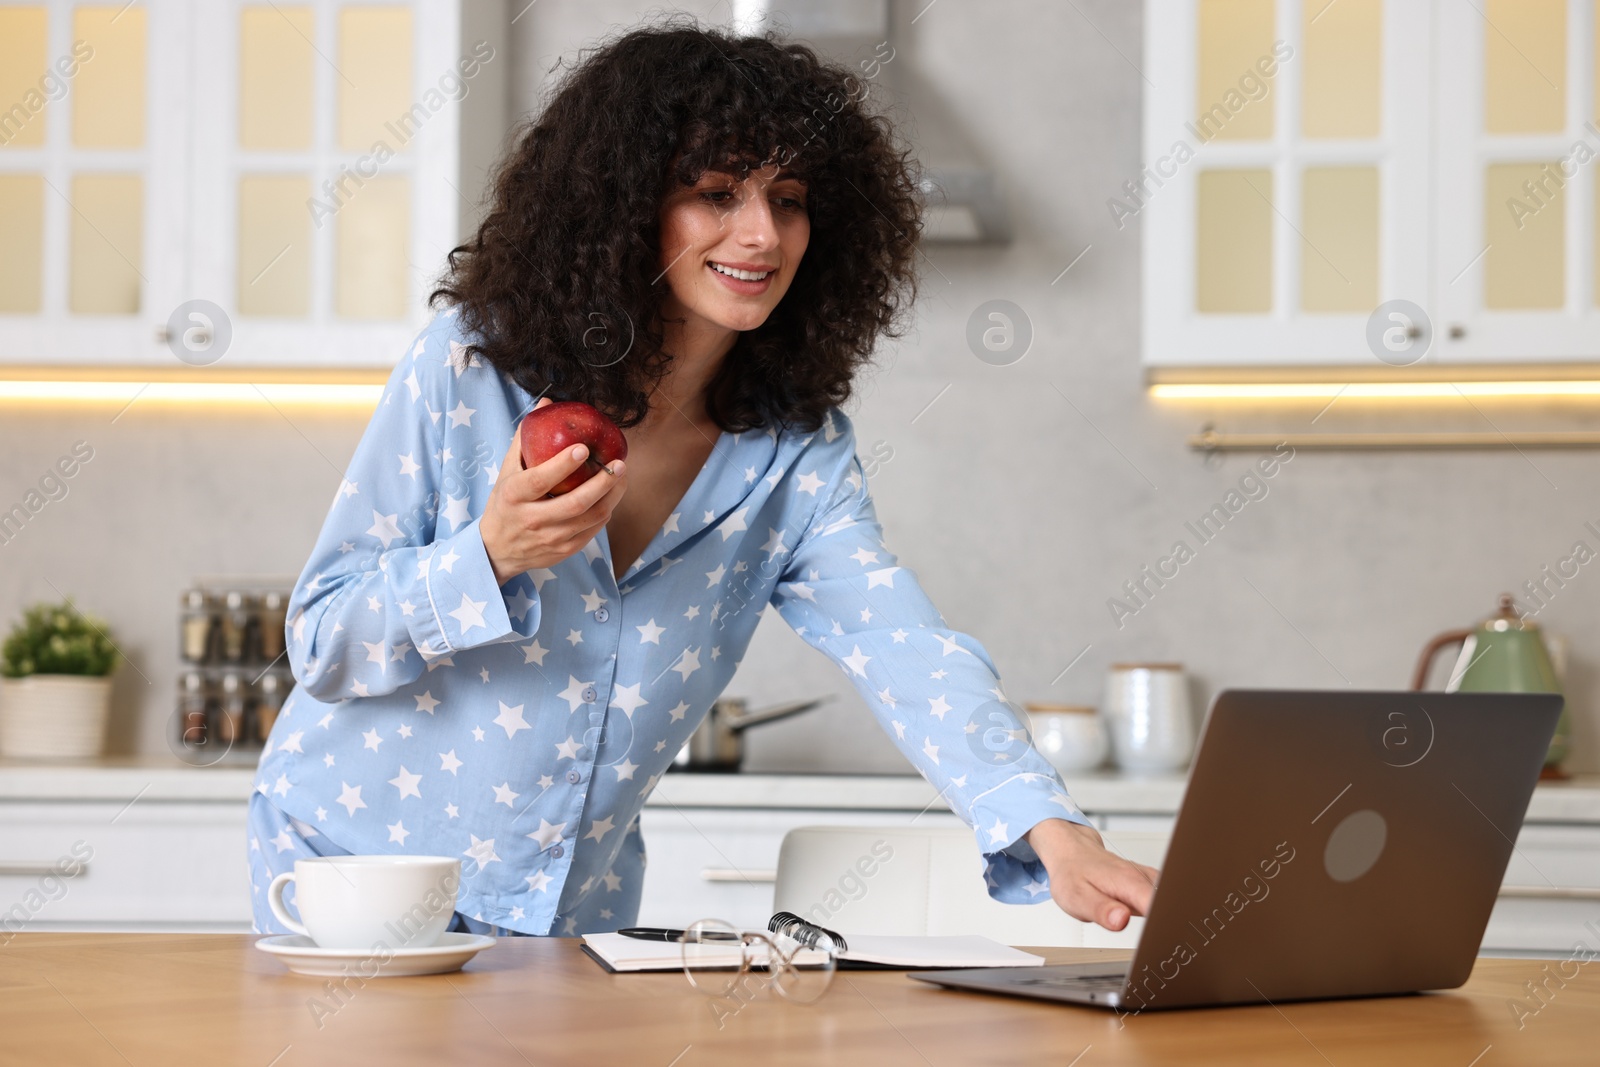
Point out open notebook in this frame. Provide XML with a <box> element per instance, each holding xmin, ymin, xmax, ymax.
<box><xmin>582</xmin><ymin>931</ymin><xmax>1045</xmax><ymax>973</ymax></box>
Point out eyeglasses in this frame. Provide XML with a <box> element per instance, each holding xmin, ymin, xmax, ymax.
<box><xmin>678</xmin><ymin>917</ymin><xmax>838</xmax><ymax>1005</ymax></box>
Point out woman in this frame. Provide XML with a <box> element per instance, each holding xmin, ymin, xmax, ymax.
<box><xmin>250</xmin><ymin>21</ymin><xmax>1155</xmax><ymax>939</ymax></box>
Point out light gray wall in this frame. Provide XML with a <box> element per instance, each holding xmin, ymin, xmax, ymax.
<box><xmin>3</xmin><ymin>0</ymin><xmax>1595</xmax><ymax>777</ymax></box>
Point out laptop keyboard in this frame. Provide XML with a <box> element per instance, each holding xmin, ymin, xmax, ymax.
<box><xmin>1014</xmin><ymin>972</ymin><xmax>1128</xmax><ymax>992</ymax></box>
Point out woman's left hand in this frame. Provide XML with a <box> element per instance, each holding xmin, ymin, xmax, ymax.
<box><xmin>1025</xmin><ymin>818</ymin><xmax>1160</xmax><ymax>932</ymax></box>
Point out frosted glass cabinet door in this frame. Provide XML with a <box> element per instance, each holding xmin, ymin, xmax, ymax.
<box><xmin>186</xmin><ymin>0</ymin><xmax>468</xmax><ymax>368</ymax></box>
<box><xmin>0</xmin><ymin>1</ymin><xmax>190</xmax><ymax>364</ymax></box>
<box><xmin>0</xmin><ymin>0</ymin><xmax>500</xmax><ymax>370</ymax></box>
<box><xmin>1435</xmin><ymin>0</ymin><xmax>1600</xmax><ymax>363</ymax></box>
<box><xmin>1143</xmin><ymin>0</ymin><xmax>1432</xmax><ymax>369</ymax></box>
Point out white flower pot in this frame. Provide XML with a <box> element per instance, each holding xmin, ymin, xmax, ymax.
<box><xmin>0</xmin><ymin>675</ymin><xmax>113</xmax><ymax>760</ymax></box>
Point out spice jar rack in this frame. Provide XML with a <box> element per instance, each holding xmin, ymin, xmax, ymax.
<box><xmin>175</xmin><ymin>579</ymin><xmax>295</xmax><ymax>765</ymax></box>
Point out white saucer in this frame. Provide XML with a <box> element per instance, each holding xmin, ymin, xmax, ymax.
<box><xmin>256</xmin><ymin>931</ymin><xmax>496</xmax><ymax>977</ymax></box>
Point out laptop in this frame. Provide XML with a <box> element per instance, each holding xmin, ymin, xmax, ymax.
<box><xmin>910</xmin><ymin>688</ymin><xmax>1562</xmax><ymax>1013</ymax></box>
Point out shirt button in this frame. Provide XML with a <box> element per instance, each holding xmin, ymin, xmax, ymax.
<box><xmin>594</xmin><ymin>607</ymin><xmax>609</xmax><ymax>623</ymax></box>
<box><xmin>581</xmin><ymin>685</ymin><xmax>598</xmax><ymax>703</ymax></box>
<box><xmin>567</xmin><ymin>770</ymin><xmax>582</xmax><ymax>784</ymax></box>
<box><xmin>550</xmin><ymin>844</ymin><xmax>564</xmax><ymax>858</ymax></box>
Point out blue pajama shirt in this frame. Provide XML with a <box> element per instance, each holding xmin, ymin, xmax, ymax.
<box><xmin>250</xmin><ymin>306</ymin><xmax>1093</xmax><ymax>937</ymax></box>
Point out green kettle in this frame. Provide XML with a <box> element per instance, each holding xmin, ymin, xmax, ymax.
<box><xmin>1411</xmin><ymin>593</ymin><xmax>1569</xmax><ymax>773</ymax></box>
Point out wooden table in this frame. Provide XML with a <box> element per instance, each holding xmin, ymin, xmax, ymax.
<box><xmin>1</xmin><ymin>935</ymin><xmax>1596</xmax><ymax>1065</ymax></box>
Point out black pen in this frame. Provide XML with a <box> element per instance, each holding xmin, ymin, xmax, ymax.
<box><xmin>617</xmin><ymin>927</ymin><xmax>684</xmax><ymax>942</ymax></box>
<box><xmin>617</xmin><ymin>926</ymin><xmax>741</xmax><ymax>942</ymax></box>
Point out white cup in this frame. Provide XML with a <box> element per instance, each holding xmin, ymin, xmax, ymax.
<box><xmin>267</xmin><ymin>855</ymin><xmax>461</xmax><ymax>950</ymax></box>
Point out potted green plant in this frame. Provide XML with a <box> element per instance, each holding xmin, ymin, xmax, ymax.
<box><xmin>0</xmin><ymin>601</ymin><xmax>121</xmax><ymax>759</ymax></box>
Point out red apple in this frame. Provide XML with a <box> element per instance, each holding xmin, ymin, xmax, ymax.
<box><xmin>518</xmin><ymin>400</ymin><xmax>628</xmax><ymax>495</ymax></box>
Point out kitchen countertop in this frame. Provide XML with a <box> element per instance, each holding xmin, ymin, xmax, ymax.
<box><xmin>2</xmin><ymin>758</ymin><xmax>1598</xmax><ymax>822</ymax></box>
<box><xmin>13</xmin><ymin>934</ymin><xmax>1598</xmax><ymax>1066</ymax></box>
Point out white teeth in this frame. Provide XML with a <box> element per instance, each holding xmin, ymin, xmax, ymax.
<box><xmin>710</xmin><ymin>262</ymin><xmax>771</xmax><ymax>282</ymax></box>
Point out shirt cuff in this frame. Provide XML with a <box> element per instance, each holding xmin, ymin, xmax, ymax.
<box><xmin>414</xmin><ymin>516</ymin><xmax>542</xmax><ymax>658</ymax></box>
<box><xmin>968</xmin><ymin>772</ymin><xmax>1095</xmax><ymax>905</ymax></box>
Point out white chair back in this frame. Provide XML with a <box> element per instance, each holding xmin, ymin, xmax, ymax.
<box><xmin>772</xmin><ymin>825</ymin><xmax>1168</xmax><ymax>948</ymax></box>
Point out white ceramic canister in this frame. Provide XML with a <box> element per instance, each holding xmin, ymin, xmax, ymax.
<box><xmin>1101</xmin><ymin>663</ymin><xmax>1194</xmax><ymax>772</ymax></box>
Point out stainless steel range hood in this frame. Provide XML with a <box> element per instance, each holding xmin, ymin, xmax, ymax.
<box><xmin>732</xmin><ymin>0</ymin><xmax>1012</xmax><ymax>244</ymax></box>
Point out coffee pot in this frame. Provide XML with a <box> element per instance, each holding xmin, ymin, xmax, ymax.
<box><xmin>1412</xmin><ymin>593</ymin><xmax>1569</xmax><ymax>772</ymax></box>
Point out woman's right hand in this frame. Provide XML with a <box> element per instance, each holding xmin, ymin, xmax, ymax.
<box><xmin>480</xmin><ymin>398</ymin><xmax>629</xmax><ymax>586</ymax></box>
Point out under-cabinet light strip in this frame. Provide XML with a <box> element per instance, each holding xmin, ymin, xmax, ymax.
<box><xmin>1151</xmin><ymin>381</ymin><xmax>1600</xmax><ymax>399</ymax></box>
<box><xmin>0</xmin><ymin>381</ymin><xmax>384</xmax><ymax>405</ymax></box>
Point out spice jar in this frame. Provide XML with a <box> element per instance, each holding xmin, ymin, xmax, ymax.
<box><xmin>255</xmin><ymin>671</ymin><xmax>288</xmax><ymax>741</ymax></box>
<box><xmin>258</xmin><ymin>591</ymin><xmax>288</xmax><ymax>663</ymax></box>
<box><xmin>179</xmin><ymin>670</ymin><xmax>208</xmax><ymax>745</ymax></box>
<box><xmin>219</xmin><ymin>591</ymin><xmax>258</xmax><ymax>664</ymax></box>
<box><xmin>179</xmin><ymin>590</ymin><xmax>218</xmax><ymax>664</ymax></box>
<box><xmin>217</xmin><ymin>671</ymin><xmax>247</xmax><ymax>744</ymax></box>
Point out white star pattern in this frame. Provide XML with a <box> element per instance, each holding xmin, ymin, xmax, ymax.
<box><xmin>527</xmin><ymin>819</ymin><xmax>566</xmax><ymax>850</ymax></box>
<box><xmin>506</xmin><ymin>587</ymin><xmax>536</xmax><ymax>623</ymax></box>
<box><xmin>672</xmin><ymin>647</ymin><xmax>701</xmax><ymax>681</ymax></box>
<box><xmin>447</xmin><ymin>594</ymin><xmax>488</xmax><ymax>635</ymax></box>
<box><xmin>841</xmin><ymin>645</ymin><xmax>872</xmax><ymax>677</ymax></box>
<box><xmin>609</xmin><ymin>683</ymin><xmax>648</xmax><ymax>717</ymax></box>
<box><xmin>441</xmin><ymin>495</ymin><xmax>472</xmax><ymax>531</ymax></box>
<box><xmin>336</xmin><ymin>782</ymin><xmax>366</xmax><ymax>817</ymax></box>
<box><xmin>463</xmin><ymin>835</ymin><xmax>500</xmax><ymax>871</ymax></box>
<box><xmin>492</xmin><ymin>701</ymin><xmax>530</xmax><ymax>739</ymax></box>
<box><xmin>557</xmin><ymin>676</ymin><xmax>593</xmax><ymax>712</ymax></box>
<box><xmin>866</xmin><ymin>567</ymin><xmax>900</xmax><ymax>589</ymax></box>
<box><xmin>439</xmin><ymin>750</ymin><xmax>462</xmax><ymax>775</ymax></box>
<box><xmin>387</xmin><ymin>766</ymin><xmax>422</xmax><ymax>800</ymax></box>
<box><xmin>367</xmin><ymin>511</ymin><xmax>403</xmax><ymax>548</ymax></box>
<box><xmin>716</xmin><ymin>507</ymin><xmax>749</xmax><ymax>540</ymax></box>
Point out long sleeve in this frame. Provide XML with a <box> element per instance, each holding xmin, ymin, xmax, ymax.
<box><xmin>284</xmin><ymin>321</ymin><xmax>544</xmax><ymax>704</ymax></box>
<box><xmin>768</xmin><ymin>414</ymin><xmax>1093</xmax><ymax>903</ymax></box>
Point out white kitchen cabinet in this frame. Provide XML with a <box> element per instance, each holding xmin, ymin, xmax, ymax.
<box><xmin>0</xmin><ymin>0</ymin><xmax>509</xmax><ymax>369</ymax></box>
<box><xmin>0</xmin><ymin>799</ymin><xmax>252</xmax><ymax>932</ymax></box>
<box><xmin>1143</xmin><ymin>0</ymin><xmax>1600</xmax><ymax>372</ymax></box>
<box><xmin>1482</xmin><ymin>824</ymin><xmax>1600</xmax><ymax>957</ymax></box>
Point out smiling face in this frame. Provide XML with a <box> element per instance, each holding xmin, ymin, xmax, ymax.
<box><xmin>656</xmin><ymin>162</ymin><xmax>811</xmax><ymax>341</ymax></box>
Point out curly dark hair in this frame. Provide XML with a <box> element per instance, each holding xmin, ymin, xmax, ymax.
<box><xmin>427</xmin><ymin>18</ymin><xmax>923</xmax><ymax>434</ymax></box>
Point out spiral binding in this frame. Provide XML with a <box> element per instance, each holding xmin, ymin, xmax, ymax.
<box><xmin>768</xmin><ymin>910</ymin><xmax>848</xmax><ymax>952</ymax></box>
